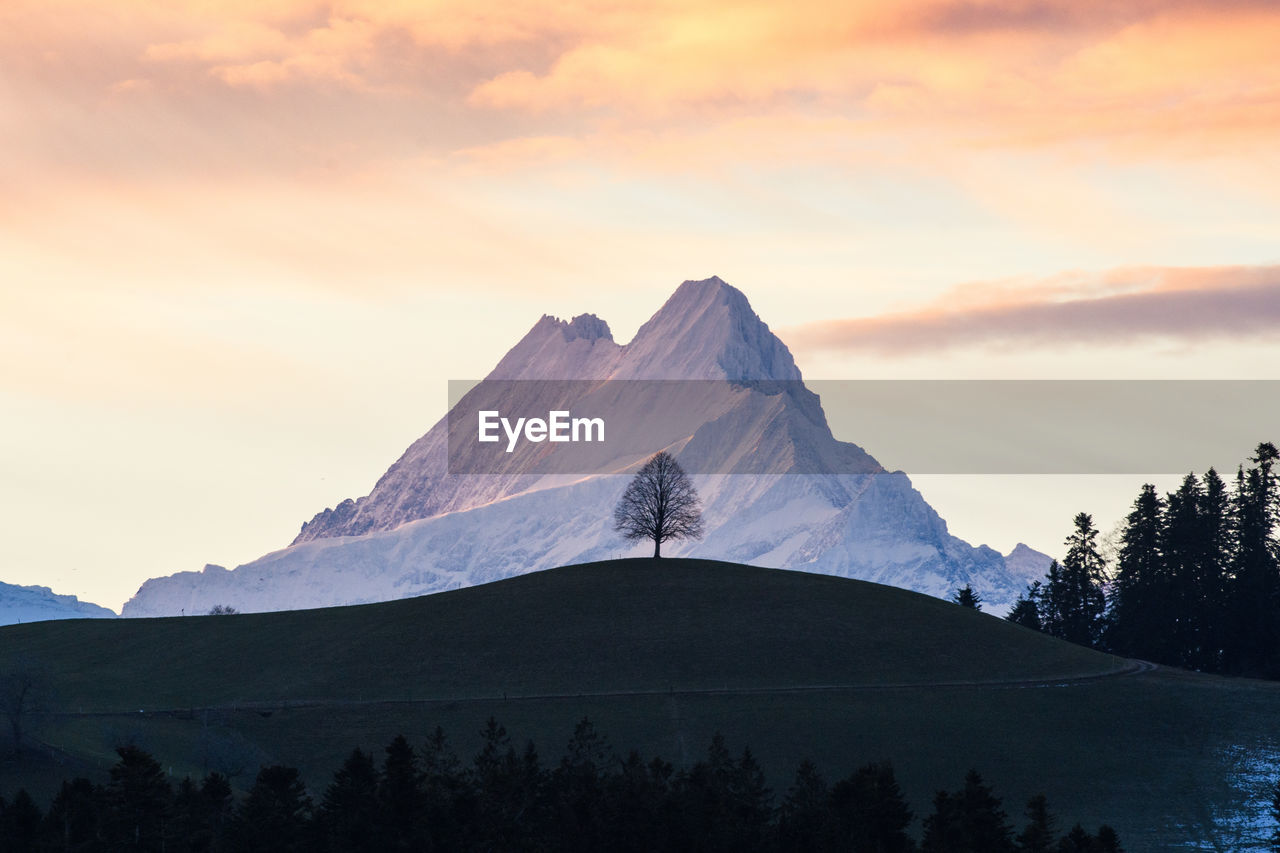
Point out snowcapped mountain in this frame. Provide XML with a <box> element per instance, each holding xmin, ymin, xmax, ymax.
<box><xmin>1002</xmin><ymin>543</ymin><xmax>1055</xmax><ymax>585</ymax></box>
<box><xmin>123</xmin><ymin>277</ymin><xmax>1030</xmax><ymax>617</ymax></box>
<box><xmin>0</xmin><ymin>579</ymin><xmax>116</xmax><ymax>626</ymax></box>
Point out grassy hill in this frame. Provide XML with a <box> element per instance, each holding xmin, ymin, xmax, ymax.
<box><xmin>4</xmin><ymin>558</ymin><xmax>1280</xmax><ymax>849</ymax></box>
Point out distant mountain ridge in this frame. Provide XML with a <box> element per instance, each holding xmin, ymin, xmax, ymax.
<box><xmin>124</xmin><ymin>277</ymin><xmax>1044</xmax><ymax>617</ymax></box>
<box><xmin>0</xmin><ymin>579</ymin><xmax>115</xmax><ymax>626</ymax></box>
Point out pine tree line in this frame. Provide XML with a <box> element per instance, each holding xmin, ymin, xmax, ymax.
<box><xmin>0</xmin><ymin>719</ymin><xmax>1122</xmax><ymax>852</ymax></box>
<box><xmin>1008</xmin><ymin>442</ymin><xmax>1280</xmax><ymax>677</ymax></box>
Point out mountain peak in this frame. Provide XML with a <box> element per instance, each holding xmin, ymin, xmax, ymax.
<box><xmin>489</xmin><ymin>312</ymin><xmax>622</xmax><ymax>380</ymax></box>
<box><xmin>1003</xmin><ymin>543</ymin><xmax>1054</xmax><ymax>583</ymax></box>
<box><xmin>662</xmin><ymin>275</ymin><xmax>743</xmax><ymax>316</ymax></box>
<box><xmin>565</xmin><ymin>313</ymin><xmax>612</xmax><ymax>342</ymax></box>
<box><xmin>523</xmin><ymin>312</ymin><xmax>613</xmax><ymax>344</ymax></box>
<box><xmin>623</xmin><ymin>276</ymin><xmax>802</xmax><ymax>381</ymax></box>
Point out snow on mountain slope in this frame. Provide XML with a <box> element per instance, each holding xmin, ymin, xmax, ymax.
<box><xmin>0</xmin><ymin>580</ymin><xmax>116</xmax><ymax>626</ymax></box>
<box><xmin>1003</xmin><ymin>542</ymin><xmax>1055</xmax><ymax>584</ymax></box>
<box><xmin>123</xmin><ymin>276</ymin><xmax>1027</xmax><ymax>617</ymax></box>
<box><xmin>289</xmin><ymin>277</ymin><xmax>812</xmax><ymax>545</ymax></box>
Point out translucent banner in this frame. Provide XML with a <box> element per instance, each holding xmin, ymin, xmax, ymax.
<box><xmin>446</xmin><ymin>380</ymin><xmax>1280</xmax><ymax>475</ymax></box>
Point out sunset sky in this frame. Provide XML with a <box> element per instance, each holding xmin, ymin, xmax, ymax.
<box><xmin>3</xmin><ymin>0</ymin><xmax>1279</xmax><ymax>610</ymax></box>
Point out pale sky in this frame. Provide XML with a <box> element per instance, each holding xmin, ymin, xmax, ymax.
<box><xmin>3</xmin><ymin>0</ymin><xmax>1279</xmax><ymax>610</ymax></box>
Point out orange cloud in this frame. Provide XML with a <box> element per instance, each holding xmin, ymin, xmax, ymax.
<box><xmin>2</xmin><ymin>0</ymin><xmax>1279</xmax><ymax>188</ymax></box>
<box><xmin>459</xmin><ymin>0</ymin><xmax>1280</xmax><ymax>159</ymax></box>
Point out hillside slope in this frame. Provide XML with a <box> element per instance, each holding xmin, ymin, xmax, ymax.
<box><xmin>6</xmin><ymin>560</ymin><xmax>1280</xmax><ymax>850</ymax></box>
<box><xmin>13</xmin><ymin>560</ymin><xmax>1116</xmax><ymax>711</ymax></box>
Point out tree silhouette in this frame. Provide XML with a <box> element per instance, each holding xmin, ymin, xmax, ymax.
<box><xmin>1043</xmin><ymin>514</ymin><xmax>1107</xmax><ymax>648</ymax></box>
<box><xmin>613</xmin><ymin>451</ymin><xmax>704</xmax><ymax>558</ymax></box>
<box><xmin>1</xmin><ymin>789</ymin><xmax>42</xmax><ymax>851</ymax></box>
<box><xmin>776</xmin><ymin>759</ymin><xmax>832</xmax><ymax>853</ymax></box>
<box><xmin>315</xmin><ymin>748</ymin><xmax>381</xmax><ymax>853</ymax></box>
<box><xmin>1226</xmin><ymin>442</ymin><xmax>1280</xmax><ymax>675</ymax></box>
<box><xmin>44</xmin><ymin>778</ymin><xmax>99</xmax><ymax>850</ymax></box>
<box><xmin>1006</xmin><ymin>581</ymin><xmax>1043</xmax><ymax>631</ymax></box>
<box><xmin>1106</xmin><ymin>484</ymin><xmax>1165</xmax><ymax>660</ymax></box>
<box><xmin>1</xmin><ymin>656</ymin><xmax>48</xmax><ymax>756</ymax></box>
<box><xmin>1014</xmin><ymin>793</ymin><xmax>1056</xmax><ymax>853</ymax></box>
<box><xmin>102</xmin><ymin>745</ymin><xmax>173</xmax><ymax>852</ymax></box>
<box><xmin>829</xmin><ymin>760</ymin><xmax>914</xmax><ymax>853</ymax></box>
<box><xmin>0</xmin><ymin>723</ymin><xmax>1132</xmax><ymax>853</ymax></box>
<box><xmin>379</xmin><ymin>734</ymin><xmax>425</xmax><ymax>850</ymax></box>
<box><xmin>232</xmin><ymin>765</ymin><xmax>312</xmax><ymax>853</ymax></box>
<box><xmin>921</xmin><ymin>770</ymin><xmax>1014</xmax><ymax>853</ymax></box>
<box><xmin>950</xmin><ymin>584</ymin><xmax>982</xmax><ymax>610</ymax></box>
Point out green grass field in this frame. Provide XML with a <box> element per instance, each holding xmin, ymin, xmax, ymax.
<box><xmin>4</xmin><ymin>558</ymin><xmax>1279</xmax><ymax>849</ymax></box>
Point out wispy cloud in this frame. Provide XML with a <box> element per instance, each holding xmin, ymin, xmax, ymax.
<box><xmin>787</xmin><ymin>267</ymin><xmax>1280</xmax><ymax>354</ymax></box>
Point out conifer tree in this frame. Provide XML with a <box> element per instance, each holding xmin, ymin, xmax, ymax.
<box><xmin>421</xmin><ymin>726</ymin><xmax>470</xmax><ymax>850</ymax></box>
<box><xmin>232</xmin><ymin>765</ymin><xmax>312</xmax><ymax>853</ymax></box>
<box><xmin>473</xmin><ymin>719</ymin><xmax>546</xmax><ymax>851</ymax></box>
<box><xmin>172</xmin><ymin>777</ymin><xmax>202</xmax><ymax>851</ymax></box>
<box><xmin>776</xmin><ymin>759</ymin><xmax>832</xmax><ymax>853</ymax></box>
<box><xmin>551</xmin><ymin>718</ymin><xmax>613</xmax><ymax>853</ymax></box>
<box><xmin>1106</xmin><ymin>484</ymin><xmax>1165</xmax><ymax>659</ymax></box>
<box><xmin>1014</xmin><ymin>793</ymin><xmax>1055</xmax><ymax>853</ymax></box>
<box><xmin>1046</xmin><ymin>514</ymin><xmax>1108</xmax><ymax>648</ymax></box>
<box><xmin>42</xmin><ymin>778</ymin><xmax>99</xmax><ymax>851</ymax></box>
<box><xmin>1094</xmin><ymin>824</ymin><xmax>1125</xmax><ymax>853</ymax></box>
<box><xmin>315</xmin><ymin>748</ymin><xmax>380</xmax><ymax>853</ymax></box>
<box><xmin>921</xmin><ymin>790</ymin><xmax>963</xmax><ymax>853</ymax></box>
<box><xmin>730</xmin><ymin>747</ymin><xmax>773</xmax><ymax>850</ymax></box>
<box><xmin>200</xmin><ymin>772</ymin><xmax>234</xmax><ymax>851</ymax></box>
<box><xmin>675</xmin><ymin>733</ymin><xmax>737</xmax><ymax>852</ymax></box>
<box><xmin>379</xmin><ymin>734</ymin><xmax>424</xmax><ymax>851</ymax></box>
<box><xmin>1040</xmin><ymin>561</ymin><xmax>1067</xmax><ymax>639</ymax></box>
<box><xmin>1006</xmin><ymin>581</ymin><xmax>1043</xmax><ymax>631</ymax></box>
<box><xmin>1226</xmin><ymin>443</ymin><xmax>1280</xmax><ymax>675</ymax></box>
<box><xmin>955</xmin><ymin>770</ymin><xmax>1015</xmax><ymax>852</ymax></box>
<box><xmin>922</xmin><ymin>771</ymin><xmax>1014</xmax><ymax>853</ymax></box>
<box><xmin>1192</xmin><ymin>467</ymin><xmax>1232</xmax><ymax>671</ymax></box>
<box><xmin>103</xmin><ymin>745</ymin><xmax>173</xmax><ymax>853</ymax></box>
<box><xmin>1</xmin><ymin>789</ymin><xmax>42</xmax><ymax>852</ymax></box>
<box><xmin>1058</xmin><ymin>824</ymin><xmax>1096</xmax><ymax>852</ymax></box>
<box><xmin>951</xmin><ymin>584</ymin><xmax>982</xmax><ymax>610</ymax></box>
<box><xmin>606</xmin><ymin>750</ymin><xmax>674</xmax><ymax>852</ymax></box>
<box><xmin>672</xmin><ymin>734</ymin><xmax>772</xmax><ymax>853</ymax></box>
<box><xmin>830</xmin><ymin>761</ymin><xmax>915</xmax><ymax>853</ymax></box>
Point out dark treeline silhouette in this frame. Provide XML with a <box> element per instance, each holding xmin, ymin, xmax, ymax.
<box><xmin>1008</xmin><ymin>441</ymin><xmax>1280</xmax><ymax>678</ymax></box>
<box><xmin>0</xmin><ymin>719</ymin><xmax>1123</xmax><ymax>852</ymax></box>
<box><xmin>950</xmin><ymin>584</ymin><xmax>982</xmax><ymax>610</ymax></box>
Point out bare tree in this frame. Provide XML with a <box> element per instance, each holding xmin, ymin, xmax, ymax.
<box><xmin>2</xmin><ymin>656</ymin><xmax>48</xmax><ymax>756</ymax></box>
<box><xmin>613</xmin><ymin>451</ymin><xmax>704</xmax><ymax>558</ymax></box>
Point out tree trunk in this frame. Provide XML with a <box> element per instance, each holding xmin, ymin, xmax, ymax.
<box><xmin>653</xmin><ymin>539</ymin><xmax>661</xmax><ymax>558</ymax></box>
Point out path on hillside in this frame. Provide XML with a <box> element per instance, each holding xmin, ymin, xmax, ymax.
<box><xmin>48</xmin><ymin>659</ymin><xmax>1160</xmax><ymax>720</ymax></box>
